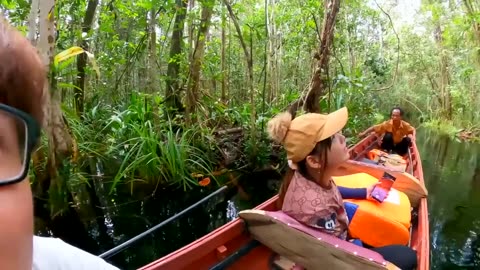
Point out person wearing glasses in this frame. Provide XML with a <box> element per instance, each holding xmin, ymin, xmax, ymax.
<box><xmin>1</xmin><ymin>20</ymin><xmax>119</xmax><ymax>269</ymax></box>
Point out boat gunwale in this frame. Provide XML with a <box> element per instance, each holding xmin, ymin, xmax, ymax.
<box><xmin>138</xmin><ymin>196</ymin><xmax>279</xmax><ymax>270</ymax></box>
<box><xmin>410</xmin><ymin>133</ymin><xmax>430</xmax><ymax>270</ymax></box>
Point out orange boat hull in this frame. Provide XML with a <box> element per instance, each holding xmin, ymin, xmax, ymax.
<box><xmin>139</xmin><ymin>132</ymin><xmax>430</xmax><ymax>270</ymax></box>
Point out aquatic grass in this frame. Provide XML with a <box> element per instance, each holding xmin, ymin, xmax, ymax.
<box><xmin>108</xmin><ymin>117</ymin><xmax>217</xmax><ymax>194</ymax></box>
<box><xmin>156</xmin><ymin>129</ymin><xmax>199</xmax><ymax>191</ymax></box>
<box><xmin>38</xmin><ymin>91</ymin><xmax>279</xmax><ymax>198</ymax></box>
<box><xmin>108</xmin><ymin>120</ymin><xmax>162</xmax><ymax>194</ymax></box>
<box><xmin>62</xmin><ymin>104</ymin><xmax>117</xmax><ymax>163</ymax></box>
<box><xmin>67</xmin><ymin>116</ymin><xmax>108</xmax><ymax>159</ymax></box>
<box><xmin>156</xmin><ymin>123</ymin><xmax>218</xmax><ymax>191</ymax></box>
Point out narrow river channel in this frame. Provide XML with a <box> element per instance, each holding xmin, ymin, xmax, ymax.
<box><xmin>42</xmin><ymin>128</ymin><xmax>480</xmax><ymax>270</ymax></box>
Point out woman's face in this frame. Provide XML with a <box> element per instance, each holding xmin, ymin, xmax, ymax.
<box><xmin>0</xmin><ymin>110</ymin><xmax>26</xmax><ymax>182</ymax></box>
<box><xmin>0</xmin><ymin>108</ymin><xmax>33</xmax><ymax>270</ymax></box>
<box><xmin>325</xmin><ymin>132</ymin><xmax>349</xmax><ymax>169</ymax></box>
<box><xmin>306</xmin><ymin>132</ymin><xmax>350</xmax><ymax>171</ymax></box>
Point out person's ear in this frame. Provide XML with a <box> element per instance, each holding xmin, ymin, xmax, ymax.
<box><xmin>306</xmin><ymin>155</ymin><xmax>322</xmax><ymax>169</ymax></box>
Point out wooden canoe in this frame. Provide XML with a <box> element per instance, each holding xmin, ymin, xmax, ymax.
<box><xmin>139</xmin><ymin>132</ymin><xmax>430</xmax><ymax>270</ymax></box>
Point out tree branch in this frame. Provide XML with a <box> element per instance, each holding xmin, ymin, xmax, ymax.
<box><xmin>370</xmin><ymin>0</ymin><xmax>400</xmax><ymax>92</ymax></box>
<box><xmin>299</xmin><ymin>0</ymin><xmax>340</xmax><ymax>113</ymax></box>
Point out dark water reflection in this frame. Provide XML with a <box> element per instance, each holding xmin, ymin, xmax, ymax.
<box><xmin>416</xmin><ymin>129</ymin><xmax>480</xmax><ymax>269</ymax></box>
<box><xmin>36</xmin><ymin>128</ymin><xmax>480</xmax><ymax>270</ymax></box>
<box><xmin>71</xmin><ymin>173</ymin><xmax>280</xmax><ymax>269</ymax></box>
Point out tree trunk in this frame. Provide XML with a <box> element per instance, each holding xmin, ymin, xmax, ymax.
<box><xmin>75</xmin><ymin>0</ymin><xmax>99</xmax><ymax>117</ymax></box>
<box><xmin>224</xmin><ymin>0</ymin><xmax>256</xmax><ymax>154</ymax></box>
<box><xmin>27</xmin><ymin>0</ymin><xmax>39</xmax><ymax>44</ymax></box>
<box><xmin>290</xmin><ymin>0</ymin><xmax>340</xmax><ymax>115</ymax></box>
<box><xmin>267</xmin><ymin>0</ymin><xmax>279</xmax><ymax>102</ymax></box>
<box><xmin>434</xmin><ymin>25</ymin><xmax>453</xmax><ymax>119</ymax></box>
<box><xmin>187</xmin><ymin>0</ymin><xmax>196</xmax><ymax>63</ymax></box>
<box><xmin>221</xmin><ymin>1</ymin><xmax>227</xmax><ymax>102</ymax></box>
<box><xmin>186</xmin><ymin>0</ymin><xmax>216</xmax><ymax>122</ymax></box>
<box><xmin>344</xmin><ymin>12</ymin><xmax>355</xmax><ymax>75</ymax></box>
<box><xmin>227</xmin><ymin>13</ymin><xmax>231</xmax><ymax>101</ymax></box>
<box><xmin>147</xmin><ymin>8</ymin><xmax>157</xmax><ymax>94</ymax></box>
<box><xmin>165</xmin><ymin>0</ymin><xmax>188</xmax><ymax>116</ymax></box>
<box><xmin>36</xmin><ymin>0</ymin><xmax>81</xmax><ymax>222</ymax></box>
<box><xmin>463</xmin><ymin>0</ymin><xmax>480</xmax><ymax>65</ymax></box>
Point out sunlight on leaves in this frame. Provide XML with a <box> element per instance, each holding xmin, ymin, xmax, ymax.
<box><xmin>54</xmin><ymin>46</ymin><xmax>101</xmax><ymax>78</ymax></box>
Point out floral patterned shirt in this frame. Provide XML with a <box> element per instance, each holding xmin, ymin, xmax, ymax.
<box><xmin>281</xmin><ymin>171</ymin><xmax>349</xmax><ymax>240</ymax></box>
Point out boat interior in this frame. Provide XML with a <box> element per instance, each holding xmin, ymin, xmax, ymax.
<box><xmin>139</xmin><ymin>134</ymin><xmax>429</xmax><ymax>270</ymax></box>
<box><xmin>236</xmin><ymin>134</ymin><xmax>429</xmax><ymax>270</ymax></box>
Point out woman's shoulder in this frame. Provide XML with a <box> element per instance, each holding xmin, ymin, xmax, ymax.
<box><xmin>285</xmin><ymin>173</ymin><xmax>340</xmax><ymax>205</ymax></box>
<box><xmin>32</xmin><ymin>236</ymin><xmax>120</xmax><ymax>270</ymax></box>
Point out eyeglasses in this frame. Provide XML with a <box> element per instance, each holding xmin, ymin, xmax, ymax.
<box><xmin>0</xmin><ymin>104</ymin><xmax>40</xmax><ymax>186</ymax></box>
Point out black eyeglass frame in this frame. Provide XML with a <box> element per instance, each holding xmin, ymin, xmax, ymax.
<box><xmin>0</xmin><ymin>104</ymin><xmax>41</xmax><ymax>186</ymax></box>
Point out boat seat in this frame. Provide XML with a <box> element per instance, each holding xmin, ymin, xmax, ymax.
<box><xmin>239</xmin><ymin>210</ymin><xmax>400</xmax><ymax>270</ymax></box>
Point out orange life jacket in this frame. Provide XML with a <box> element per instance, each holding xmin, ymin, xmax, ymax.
<box><xmin>333</xmin><ymin>173</ymin><xmax>411</xmax><ymax>248</ymax></box>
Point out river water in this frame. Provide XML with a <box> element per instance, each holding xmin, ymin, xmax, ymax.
<box><xmin>416</xmin><ymin>129</ymin><xmax>480</xmax><ymax>269</ymax></box>
<box><xmin>44</xmin><ymin>128</ymin><xmax>480</xmax><ymax>269</ymax></box>
<box><xmin>96</xmin><ymin>172</ymin><xmax>280</xmax><ymax>269</ymax></box>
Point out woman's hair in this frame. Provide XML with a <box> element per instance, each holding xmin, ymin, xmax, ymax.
<box><xmin>0</xmin><ymin>19</ymin><xmax>46</xmax><ymax>126</ymax></box>
<box><xmin>267</xmin><ymin>111</ymin><xmax>333</xmax><ymax>208</ymax></box>
<box><xmin>277</xmin><ymin>139</ymin><xmax>332</xmax><ymax>207</ymax></box>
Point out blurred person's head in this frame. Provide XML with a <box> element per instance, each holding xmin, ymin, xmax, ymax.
<box><xmin>0</xmin><ymin>18</ymin><xmax>46</xmax><ymax>269</ymax></box>
<box><xmin>390</xmin><ymin>106</ymin><xmax>404</xmax><ymax>126</ymax></box>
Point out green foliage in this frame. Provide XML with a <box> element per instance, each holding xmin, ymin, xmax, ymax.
<box><xmin>6</xmin><ymin>0</ymin><xmax>480</xmax><ymax>216</ymax></box>
<box><xmin>70</xmin><ymin>93</ymin><xmax>220</xmax><ymax>192</ymax></box>
<box><xmin>422</xmin><ymin>119</ymin><xmax>461</xmax><ymax>138</ymax></box>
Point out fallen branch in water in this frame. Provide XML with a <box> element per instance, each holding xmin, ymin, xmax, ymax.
<box><xmin>457</xmin><ymin>128</ymin><xmax>480</xmax><ymax>141</ymax></box>
<box><xmin>215</xmin><ymin>127</ymin><xmax>243</xmax><ymax>135</ymax></box>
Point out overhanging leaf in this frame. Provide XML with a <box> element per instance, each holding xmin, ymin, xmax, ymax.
<box><xmin>53</xmin><ymin>46</ymin><xmax>101</xmax><ymax>78</ymax></box>
<box><xmin>57</xmin><ymin>82</ymin><xmax>83</xmax><ymax>91</ymax></box>
<box><xmin>54</xmin><ymin>46</ymin><xmax>85</xmax><ymax>67</ymax></box>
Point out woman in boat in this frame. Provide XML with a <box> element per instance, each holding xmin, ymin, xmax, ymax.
<box><xmin>267</xmin><ymin>107</ymin><xmax>417</xmax><ymax>270</ymax></box>
<box><xmin>0</xmin><ymin>19</ymin><xmax>119</xmax><ymax>270</ymax></box>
